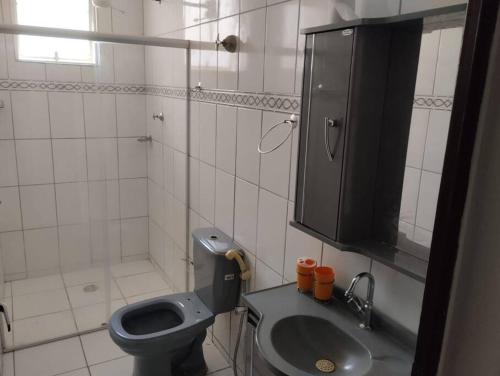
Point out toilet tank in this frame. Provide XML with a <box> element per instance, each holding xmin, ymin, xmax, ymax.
<box><xmin>192</xmin><ymin>228</ymin><xmax>242</xmax><ymax>315</ymax></box>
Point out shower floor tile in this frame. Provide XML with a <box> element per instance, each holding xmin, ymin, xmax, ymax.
<box><xmin>4</xmin><ymin>259</ymin><xmax>178</xmax><ymax>349</ymax></box>
<box><xmin>8</xmin><ymin>331</ymin><xmax>234</xmax><ymax>376</ymax></box>
<box><xmin>115</xmin><ymin>271</ymin><xmax>169</xmax><ymax>297</ymax></box>
<box><xmin>13</xmin><ymin>310</ymin><xmax>76</xmax><ymax>347</ymax></box>
<box><xmin>13</xmin><ymin>289</ymin><xmax>70</xmax><ymax>320</ymax></box>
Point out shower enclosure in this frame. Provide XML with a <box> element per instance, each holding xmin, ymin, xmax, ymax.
<box><xmin>0</xmin><ymin>18</ymin><xmax>219</xmax><ymax>352</ymax></box>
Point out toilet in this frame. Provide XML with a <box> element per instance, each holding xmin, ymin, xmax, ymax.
<box><xmin>109</xmin><ymin>228</ymin><xmax>244</xmax><ymax>376</ymax></box>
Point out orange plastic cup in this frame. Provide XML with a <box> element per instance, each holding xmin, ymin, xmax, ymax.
<box><xmin>314</xmin><ymin>266</ymin><xmax>335</xmax><ymax>301</ymax></box>
<box><xmin>296</xmin><ymin>257</ymin><xmax>317</xmax><ymax>292</ymax></box>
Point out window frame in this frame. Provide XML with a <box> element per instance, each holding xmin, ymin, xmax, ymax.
<box><xmin>11</xmin><ymin>0</ymin><xmax>99</xmax><ymax>66</ymax></box>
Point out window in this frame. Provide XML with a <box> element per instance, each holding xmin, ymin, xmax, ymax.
<box><xmin>14</xmin><ymin>0</ymin><xmax>97</xmax><ymax>65</ymax></box>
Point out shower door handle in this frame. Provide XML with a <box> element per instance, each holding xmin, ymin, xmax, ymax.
<box><xmin>324</xmin><ymin>117</ymin><xmax>338</xmax><ymax>162</ymax></box>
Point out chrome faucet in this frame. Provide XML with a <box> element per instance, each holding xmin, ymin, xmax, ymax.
<box><xmin>345</xmin><ymin>272</ymin><xmax>375</xmax><ymax>330</ymax></box>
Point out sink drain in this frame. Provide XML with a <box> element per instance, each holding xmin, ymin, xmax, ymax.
<box><xmin>315</xmin><ymin>359</ymin><xmax>336</xmax><ymax>373</ymax></box>
<box><xmin>83</xmin><ymin>284</ymin><xmax>99</xmax><ymax>293</ymax></box>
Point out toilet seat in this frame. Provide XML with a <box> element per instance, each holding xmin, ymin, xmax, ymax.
<box><xmin>109</xmin><ymin>292</ymin><xmax>215</xmax><ymax>356</ymax></box>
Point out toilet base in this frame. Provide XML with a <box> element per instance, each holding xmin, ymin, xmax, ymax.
<box><xmin>132</xmin><ymin>330</ymin><xmax>208</xmax><ymax>376</ymax></box>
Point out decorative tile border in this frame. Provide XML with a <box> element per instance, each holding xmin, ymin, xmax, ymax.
<box><xmin>414</xmin><ymin>95</ymin><xmax>454</xmax><ymax>110</ymax></box>
<box><xmin>0</xmin><ymin>79</ymin><xmax>146</xmax><ymax>94</ymax></box>
<box><xmin>1</xmin><ymin>79</ymin><xmax>453</xmax><ymax>113</ymax></box>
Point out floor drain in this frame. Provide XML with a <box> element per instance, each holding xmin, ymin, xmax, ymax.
<box><xmin>83</xmin><ymin>284</ymin><xmax>99</xmax><ymax>293</ymax></box>
<box><xmin>315</xmin><ymin>359</ymin><xmax>336</xmax><ymax>373</ymax></box>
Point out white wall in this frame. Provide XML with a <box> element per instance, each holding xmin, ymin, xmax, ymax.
<box><xmin>142</xmin><ymin>0</ymin><xmax>466</xmax><ymax>365</ymax></box>
<box><xmin>439</xmin><ymin>6</ymin><xmax>500</xmax><ymax>375</ymax></box>
<box><xmin>0</xmin><ymin>0</ymin><xmax>148</xmax><ymax>280</ymax></box>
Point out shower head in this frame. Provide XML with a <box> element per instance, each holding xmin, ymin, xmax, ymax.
<box><xmin>92</xmin><ymin>0</ymin><xmax>125</xmax><ymax>14</ymax></box>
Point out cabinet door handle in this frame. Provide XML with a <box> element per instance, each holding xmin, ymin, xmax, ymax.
<box><xmin>324</xmin><ymin>117</ymin><xmax>338</xmax><ymax>161</ymax></box>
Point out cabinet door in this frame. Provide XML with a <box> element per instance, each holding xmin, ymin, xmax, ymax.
<box><xmin>297</xmin><ymin>30</ymin><xmax>353</xmax><ymax>240</ymax></box>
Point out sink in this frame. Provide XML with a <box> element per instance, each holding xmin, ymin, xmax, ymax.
<box><xmin>270</xmin><ymin>315</ymin><xmax>372</xmax><ymax>375</ymax></box>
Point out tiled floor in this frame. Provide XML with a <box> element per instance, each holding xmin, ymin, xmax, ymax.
<box><xmin>1</xmin><ymin>260</ymin><xmax>176</xmax><ymax>348</ymax></box>
<box><xmin>2</xmin><ymin>330</ymin><xmax>233</xmax><ymax>376</ymax></box>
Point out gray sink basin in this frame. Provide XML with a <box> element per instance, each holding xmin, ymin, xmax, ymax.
<box><xmin>271</xmin><ymin>315</ymin><xmax>371</xmax><ymax>375</ymax></box>
<box><xmin>243</xmin><ymin>283</ymin><xmax>414</xmax><ymax>376</ymax></box>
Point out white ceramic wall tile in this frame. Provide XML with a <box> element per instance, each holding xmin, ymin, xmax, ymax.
<box><xmin>15</xmin><ymin>140</ymin><xmax>53</xmax><ymax>185</ymax></box>
<box><xmin>288</xmin><ymin>127</ymin><xmax>299</xmax><ymax>201</ymax></box>
<box><xmin>86</xmin><ymin>138</ymin><xmax>119</xmax><ymax>180</ymax></box>
<box><xmin>121</xmin><ymin>217</ymin><xmax>149</xmax><ymax>256</ymax></box>
<box><xmin>264</xmin><ymin>1</ymin><xmax>299</xmax><ymax>94</ymax></box>
<box><xmin>0</xmin><ymin>92</ymin><xmax>14</xmax><ymax>139</ymax></box>
<box><xmin>240</xmin><ymin>0</ymin><xmax>266</xmax><ymax>12</ymax></box>
<box><xmin>148</xmin><ymin>140</ymin><xmax>164</xmax><ymax>186</ymax></box>
<box><xmin>216</xmin><ymin>105</ymin><xmax>237</xmax><ymax>174</ymax></box>
<box><xmin>259</xmin><ymin>112</ymin><xmax>292</xmax><ymax>198</ymax></box>
<box><xmin>0</xmin><ymin>231</ymin><xmax>26</xmax><ymax>275</ymax></box>
<box><xmin>401</xmin><ymin>0</ymin><xmax>464</xmax><ymax>14</ymax></box>
<box><xmin>199</xmin><ymin>102</ymin><xmax>217</xmax><ymax>165</ymax></box>
<box><xmin>24</xmin><ymin>227</ymin><xmax>59</xmax><ymax>273</ymax></box>
<box><xmin>0</xmin><ymin>36</ymin><xmax>7</xmax><ymax>79</ymax></box>
<box><xmin>218</xmin><ymin>15</ymin><xmax>239</xmax><ymax>90</ymax></box>
<box><xmin>116</xmin><ymin>94</ymin><xmax>146</xmax><ymax>137</ymax></box>
<box><xmin>4</xmin><ymin>36</ymin><xmax>45</xmax><ymax>81</ymax></box>
<box><xmin>215</xmin><ymin>169</ymin><xmax>235</xmax><ymax>237</ymax></box>
<box><xmin>0</xmin><ymin>187</ymin><xmax>22</xmax><ymax>232</ymax></box>
<box><xmin>189</xmin><ymin>157</ymin><xmax>200</xmax><ymax>212</ymax></box>
<box><xmin>199</xmin><ymin>21</ymin><xmax>218</xmax><ymax>88</ymax></box>
<box><xmin>423</xmin><ymin>110</ymin><xmax>451</xmax><ymax>173</ymax></box>
<box><xmin>58</xmin><ymin>224</ymin><xmax>91</xmax><ymax>271</ymax></box>
<box><xmin>0</xmin><ymin>140</ymin><xmax>18</xmax><ymax>187</ymax></box>
<box><xmin>81</xmin><ymin>44</ymin><xmax>115</xmax><ymax>84</ymax></box>
<box><xmin>254</xmin><ymin>258</ymin><xmax>282</xmax><ymax>291</ymax></box>
<box><xmin>149</xmin><ymin>219</ymin><xmax>164</xmax><ymax>267</ymax></box>
<box><xmin>236</xmin><ymin>108</ymin><xmax>261</xmax><ymax>184</ymax></box>
<box><xmin>400</xmin><ymin>167</ymin><xmax>421</xmax><ymax>225</ymax></box>
<box><xmin>148</xmin><ymin>180</ymin><xmax>165</xmax><ymax>228</ymax></box>
<box><xmin>118</xmin><ymin>138</ymin><xmax>147</xmax><ymax>178</ymax></box>
<box><xmin>199</xmin><ymin>162</ymin><xmax>216</xmax><ymax>223</ymax></box>
<box><xmin>416</xmin><ymin>171</ymin><xmax>441</xmax><ymax>231</ymax></box>
<box><xmin>114</xmin><ymin>44</ymin><xmax>146</xmax><ymax>85</ymax></box>
<box><xmin>256</xmin><ymin>188</ymin><xmax>287</xmax><ymax>274</ymax></box>
<box><xmin>119</xmin><ymin>178</ymin><xmax>148</xmax><ymax>218</ymax></box>
<box><xmin>90</xmin><ymin>219</ymin><xmax>121</xmax><ymax>263</ymax></box>
<box><xmin>83</xmin><ymin>93</ymin><xmax>117</xmax><ymax>138</ymax></box>
<box><xmin>189</xmin><ymin>101</ymin><xmax>200</xmax><ymax>159</ymax></box>
<box><xmin>11</xmin><ymin>91</ymin><xmax>50</xmax><ymax>139</ymax></box>
<box><xmin>434</xmin><ymin>27</ymin><xmax>463</xmax><ymax>97</ymax></box>
<box><xmin>48</xmin><ymin>92</ymin><xmax>85</xmax><ymax>139</ymax></box>
<box><xmin>173</xmin><ymin>150</ymin><xmax>187</xmax><ymax>203</ymax></box>
<box><xmin>111</xmin><ymin>0</ymin><xmax>144</xmax><ymax>34</ymax></box>
<box><xmin>238</xmin><ymin>8</ymin><xmax>266</xmax><ymax>92</ymax></box>
<box><xmin>46</xmin><ymin>64</ymin><xmax>81</xmax><ymax>82</ymax></box>
<box><xmin>219</xmin><ymin>0</ymin><xmax>240</xmax><ymax>17</ymax></box>
<box><xmin>322</xmin><ymin>244</ymin><xmax>372</xmax><ymax>290</ymax></box>
<box><xmin>171</xmin><ymin>198</ymin><xmax>188</xmax><ymax>250</ymax></box>
<box><xmin>283</xmin><ymin>201</ymin><xmax>322</xmax><ymax>282</ymax></box>
<box><xmin>56</xmin><ymin>182</ymin><xmax>89</xmax><ymax>225</ymax></box>
<box><xmin>371</xmin><ymin>261</ymin><xmax>425</xmax><ymax>333</ymax></box>
<box><xmin>14</xmin><ymin>337</ymin><xmax>86</xmax><ymax>376</ymax></box>
<box><xmin>406</xmin><ymin>109</ymin><xmax>430</xmax><ymax>169</ymax></box>
<box><xmin>414</xmin><ymin>30</ymin><xmax>440</xmax><ymax>96</ymax></box>
<box><xmin>53</xmin><ymin>139</ymin><xmax>88</xmax><ymax>183</ymax></box>
<box><xmin>19</xmin><ymin>184</ymin><xmax>57</xmax><ymax>229</ymax></box>
<box><xmin>89</xmin><ymin>180</ymin><xmax>120</xmax><ymax>221</ymax></box>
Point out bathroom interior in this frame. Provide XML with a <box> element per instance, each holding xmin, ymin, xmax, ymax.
<box><xmin>1</xmin><ymin>0</ymin><xmax>499</xmax><ymax>375</ymax></box>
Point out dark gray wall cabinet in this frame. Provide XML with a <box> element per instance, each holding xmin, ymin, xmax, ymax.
<box><xmin>293</xmin><ymin>19</ymin><xmax>424</xmax><ymax>276</ymax></box>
